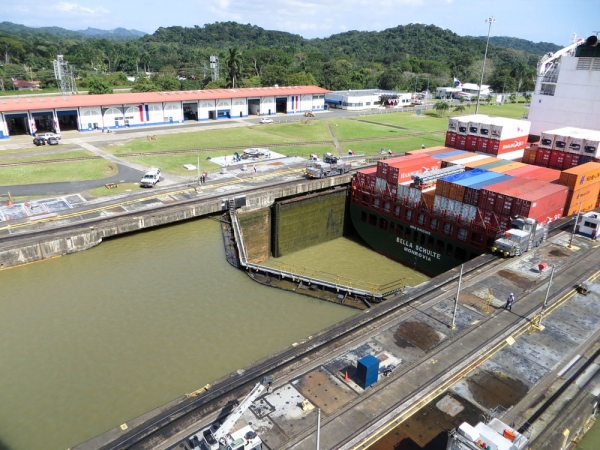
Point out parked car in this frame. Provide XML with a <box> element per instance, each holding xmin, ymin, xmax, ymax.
<box><xmin>47</xmin><ymin>137</ymin><xmax>59</xmax><ymax>145</ymax></box>
<box><xmin>38</xmin><ymin>132</ymin><xmax>61</xmax><ymax>140</ymax></box>
<box><xmin>33</xmin><ymin>137</ymin><xmax>46</xmax><ymax>146</ymax></box>
<box><xmin>242</xmin><ymin>148</ymin><xmax>271</xmax><ymax>159</ymax></box>
<box><xmin>259</xmin><ymin>117</ymin><xmax>273</xmax><ymax>124</ymax></box>
<box><xmin>140</xmin><ymin>168</ymin><xmax>161</xmax><ymax>188</ymax></box>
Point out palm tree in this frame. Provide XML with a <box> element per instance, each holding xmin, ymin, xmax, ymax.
<box><xmin>434</xmin><ymin>101</ymin><xmax>449</xmax><ymax>117</ymax></box>
<box><xmin>225</xmin><ymin>47</ymin><xmax>242</xmax><ymax>89</ymax></box>
<box><xmin>453</xmin><ymin>105</ymin><xmax>466</xmax><ymax>114</ymax></box>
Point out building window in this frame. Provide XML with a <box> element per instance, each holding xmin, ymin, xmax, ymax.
<box><xmin>417</xmin><ymin>213</ymin><xmax>426</xmax><ymax>226</ymax></box>
<box><xmin>372</xmin><ymin>198</ymin><xmax>380</xmax><ymax>209</ymax></box>
<box><xmin>383</xmin><ymin>201</ymin><xmax>391</xmax><ymax>213</ymax></box>
<box><xmin>405</xmin><ymin>210</ymin><xmax>413</xmax><ymax>221</ymax></box>
<box><xmin>394</xmin><ymin>205</ymin><xmax>401</xmax><ymax>217</ymax></box>
<box><xmin>379</xmin><ymin>218</ymin><xmax>388</xmax><ymax>230</ymax></box>
<box><xmin>369</xmin><ymin>214</ymin><xmax>377</xmax><ymax>226</ymax></box>
<box><xmin>471</xmin><ymin>233</ymin><xmax>483</xmax><ymax>244</ymax></box>
<box><xmin>457</xmin><ymin>228</ymin><xmax>467</xmax><ymax>241</ymax></box>
<box><xmin>396</xmin><ymin>225</ymin><xmax>404</xmax><ymax>236</ymax></box>
<box><xmin>430</xmin><ymin>218</ymin><xmax>438</xmax><ymax>231</ymax></box>
<box><xmin>436</xmin><ymin>240</ymin><xmax>444</xmax><ymax>253</ymax></box>
<box><xmin>366</xmin><ymin>102</ymin><xmax>371</xmax><ymax>106</ymax></box>
<box><xmin>362</xmin><ymin>194</ymin><xmax>369</xmax><ymax>205</ymax></box>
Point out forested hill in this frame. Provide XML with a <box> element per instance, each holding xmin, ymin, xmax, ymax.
<box><xmin>0</xmin><ymin>21</ymin><xmax>546</xmax><ymax>95</ymax></box>
<box><xmin>473</xmin><ymin>35</ymin><xmax>562</xmax><ymax>55</ymax></box>
<box><xmin>0</xmin><ymin>21</ymin><xmax>145</xmax><ymax>40</ymax></box>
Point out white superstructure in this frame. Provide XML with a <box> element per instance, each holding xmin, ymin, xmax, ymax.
<box><xmin>528</xmin><ymin>35</ymin><xmax>600</xmax><ymax>136</ymax></box>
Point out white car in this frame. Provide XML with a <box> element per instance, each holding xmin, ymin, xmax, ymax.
<box><xmin>259</xmin><ymin>117</ymin><xmax>273</xmax><ymax>124</ymax></box>
<box><xmin>38</xmin><ymin>132</ymin><xmax>61</xmax><ymax>140</ymax></box>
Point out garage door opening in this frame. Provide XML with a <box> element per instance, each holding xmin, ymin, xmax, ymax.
<box><xmin>32</xmin><ymin>112</ymin><xmax>56</xmax><ymax>133</ymax></box>
<box><xmin>5</xmin><ymin>114</ymin><xmax>30</xmax><ymax>136</ymax></box>
<box><xmin>57</xmin><ymin>110</ymin><xmax>79</xmax><ymax>131</ymax></box>
<box><xmin>248</xmin><ymin>99</ymin><xmax>260</xmax><ymax>115</ymax></box>
<box><xmin>183</xmin><ymin>103</ymin><xmax>198</xmax><ymax>121</ymax></box>
<box><xmin>275</xmin><ymin>97</ymin><xmax>287</xmax><ymax>114</ymax></box>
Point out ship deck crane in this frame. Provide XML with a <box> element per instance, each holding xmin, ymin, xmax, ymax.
<box><xmin>192</xmin><ymin>376</ymin><xmax>273</xmax><ymax>450</ymax></box>
<box><xmin>535</xmin><ymin>36</ymin><xmax>584</xmax><ymax>92</ymax></box>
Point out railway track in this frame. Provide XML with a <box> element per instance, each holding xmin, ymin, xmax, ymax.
<box><xmin>94</xmin><ymin>216</ymin><xmax>576</xmax><ymax>450</ymax></box>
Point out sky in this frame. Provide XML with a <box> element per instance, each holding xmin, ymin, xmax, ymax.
<box><xmin>4</xmin><ymin>0</ymin><xmax>599</xmax><ymax>46</ymax></box>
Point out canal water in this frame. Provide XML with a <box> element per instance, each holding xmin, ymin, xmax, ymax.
<box><xmin>0</xmin><ymin>217</ymin><xmax>425</xmax><ymax>450</ymax></box>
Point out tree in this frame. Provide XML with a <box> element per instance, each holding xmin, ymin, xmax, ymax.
<box><xmin>523</xmin><ymin>92</ymin><xmax>532</xmax><ymax>104</ymax></box>
<box><xmin>453</xmin><ymin>105</ymin><xmax>466</xmax><ymax>114</ymax></box>
<box><xmin>150</xmin><ymin>73</ymin><xmax>181</xmax><ymax>91</ymax></box>
<box><xmin>87</xmin><ymin>77</ymin><xmax>112</xmax><ymax>94</ymax></box>
<box><xmin>286</xmin><ymin>71</ymin><xmax>318</xmax><ymax>86</ymax></box>
<box><xmin>378</xmin><ymin>68</ymin><xmax>402</xmax><ymax>90</ymax></box>
<box><xmin>434</xmin><ymin>101</ymin><xmax>449</xmax><ymax>117</ymax></box>
<box><xmin>131</xmin><ymin>77</ymin><xmax>158</xmax><ymax>92</ymax></box>
<box><xmin>225</xmin><ymin>47</ymin><xmax>242</xmax><ymax>88</ymax></box>
<box><xmin>322</xmin><ymin>60</ymin><xmax>353</xmax><ymax>91</ymax></box>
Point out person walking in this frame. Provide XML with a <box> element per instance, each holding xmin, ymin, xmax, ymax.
<box><xmin>253</xmin><ymin>165</ymin><xmax>257</xmax><ymax>173</ymax></box>
<box><xmin>505</xmin><ymin>293</ymin><xmax>515</xmax><ymax>311</ymax></box>
<box><xmin>592</xmin><ymin>228</ymin><xmax>597</xmax><ymax>240</ymax></box>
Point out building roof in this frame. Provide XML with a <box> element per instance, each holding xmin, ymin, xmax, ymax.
<box><xmin>12</xmin><ymin>80</ymin><xmax>41</xmax><ymax>88</ymax></box>
<box><xmin>327</xmin><ymin>89</ymin><xmax>406</xmax><ymax>97</ymax></box>
<box><xmin>0</xmin><ymin>85</ymin><xmax>330</xmax><ymax>113</ymax></box>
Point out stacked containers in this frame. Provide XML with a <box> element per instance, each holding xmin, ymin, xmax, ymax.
<box><xmin>441</xmin><ymin>153</ymin><xmax>490</xmax><ymax>169</ymax></box>
<box><xmin>489</xmin><ymin>162</ymin><xmax>527</xmax><ymax>173</ymax></box>
<box><xmin>463</xmin><ymin>156</ymin><xmax>500</xmax><ymax>169</ymax></box>
<box><xmin>503</xmin><ymin>165</ymin><xmax>561</xmax><ymax>183</ymax></box>
<box><xmin>539</xmin><ymin>127</ymin><xmax>600</xmax><ymax>168</ymax></box>
<box><xmin>558</xmin><ymin>162</ymin><xmax>600</xmax><ymax>215</ymax></box>
<box><xmin>522</xmin><ymin>147</ymin><xmax>538</xmax><ymax>164</ymax></box>
<box><xmin>478</xmin><ymin>159</ymin><xmax>513</xmax><ymax>171</ymax></box>
<box><xmin>406</xmin><ymin>146</ymin><xmax>453</xmax><ymax>156</ymax></box>
<box><xmin>446</xmin><ymin>118</ymin><xmax>459</xmax><ymax>147</ymax></box>
<box><xmin>355</xmin><ymin>167</ymin><xmax>377</xmax><ymax>190</ymax></box>
<box><xmin>462</xmin><ymin>174</ymin><xmax>515</xmax><ymax>207</ymax></box>
<box><xmin>478</xmin><ymin>178</ymin><xmax>568</xmax><ymax>227</ymax></box>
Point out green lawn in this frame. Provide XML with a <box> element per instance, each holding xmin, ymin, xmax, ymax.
<box><xmin>341</xmin><ymin>135</ymin><xmax>446</xmax><ymax>156</ymax></box>
<box><xmin>122</xmin><ymin>153</ymin><xmax>223</xmax><ymax>177</ymax></box>
<box><xmin>272</xmin><ymin>145</ymin><xmax>338</xmax><ymax>159</ymax></box>
<box><xmin>85</xmin><ymin>182</ymin><xmax>142</xmax><ymax>198</ymax></box>
<box><xmin>255</xmin><ymin>121</ymin><xmax>331</xmax><ymax>142</ymax></box>
<box><xmin>357</xmin><ymin>113</ymin><xmax>448</xmax><ymax>132</ymax></box>
<box><xmin>0</xmin><ymin>160</ymin><xmax>118</xmax><ymax>185</ymax></box>
<box><xmin>328</xmin><ymin>118</ymin><xmax>410</xmax><ymax>140</ymax></box>
<box><xmin>0</xmin><ymin>150</ymin><xmax>95</xmax><ymax>164</ymax></box>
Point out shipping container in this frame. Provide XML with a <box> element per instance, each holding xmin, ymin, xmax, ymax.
<box><xmin>431</xmin><ymin>150</ymin><xmax>468</xmax><ymax>160</ymax></box>
<box><xmin>548</xmin><ymin>150</ymin><xmax>567</xmax><ymax>170</ymax></box>
<box><xmin>447</xmin><ymin>118</ymin><xmax>458</xmax><ymax>133</ymax></box>
<box><xmin>466</xmin><ymin>135</ymin><xmax>479</xmax><ymax>151</ymax></box>
<box><xmin>421</xmin><ymin>188</ymin><xmax>436</xmax><ymax>209</ymax></box>
<box><xmin>558</xmin><ymin>162</ymin><xmax>600</xmax><ymax>191</ymax></box>
<box><xmin>562</xmin><ymin>153</ymin><xmax>579</xmax><ymax>170</ymax></box>
<box><xmin>564</xmin><ymin>182</ymin><xmax>600</xmax><ymax>216</ymax></box>
<box><xmin>456</xmin><ymin>134</ymin><xmax>468</xmax><ymax>150</ymax></box>
<box><xmin>442</xmin><ymin>153</ymin><xmax>490</xmax><ymax>168</ymax></box>
<box><xmin>435</xmin><ymin>168</ymin><xmax>488</xmax><ymax>199</ymax></box>
<box><xmin>583</xmin><ymin>132</ymin><xmax>600</xmax><ymax>158</ymax></box>
<box><xmin>437</xmin><ymin>152</ymin><xmax>475</xmax><ymax>164</ymax></box>
<box><xmin>489</xmin><ymin>162</ymin><xmax>527</xmax><ymax>173</ymax></box>
<box><xmin>496</xmin><ymin>149</ymin><xmax>525</xmax><ymax>161</ymax></box>
<box><xmin>539</xmin><ymin>131</ymin><xmax>555</xmax><ymax>150</ymax></box>
<box><xmin>464</xmin><ymin>156</ymin><xmax>499</xmax><ymax>169</ymax></box>
<box><xmin>468</xmin><ymin>121</ymin><xmax>482</xmax><ymax>135</ymax></box>
<box><xmin>478</xmin><ymin>160</ymin><xmax>513</xmax><ymax>170</ymax></box>
<box><xmin>533</xmin><ymin>207</ymin><xmax>564</xmax><ymax>226</ymax></box>
<box><xmin>406</xmin><ymin>146</ymin><xmax>452</xmax><ymax>156</ymax></box>
<box><xmin>523</xmin><ymin>166</ymin><xmax>562</xmax><ymax>183</ymax></box>
<box><xmin>566</xmin><ymin>135</ymin><xmax>585</xmax><ymax>155</ymax></box>
<box><xmin>376</xmin><ymin>153</ymin><xmax>431</xmax><ymax>178</ymax></box>
<box><xmin>488</xmin><ymin>136</ymin><xmax>528</xmax><ymax>155</ymax></box>
<box><xmin>477</xmin><ymin>137</ymin><xmax>490</xmax><ymax>152</ymax></box>
<box><xmin>479</xmin><ymin>179</ymin><xmax>569</xmax><ymax>218</ymax></box>
<box><xmin>445</xmin><ymin>132</ymin><xmax>457</xmax><ymax>148</ymax></box>
<box><xmin>579</xmin><ymin>155</ymin><xmax>595</xmax><ymax>165</ymax></box>
<box><xmin>462</xmin><ymin>174</ymin><xmax>515</xmax><ymax>206</ymax></box>
<box><xmin>534</xmin><ymin>148</ymin><xmax>552</xmax><ymax>167</ymax></box>
<box><xmin>489</xmin><ymin>117</ymin><xmax>531</xmax><ymax>141</ymax></box>
<box><xmin>387</xmin><ymin>158</ymin><xmax>443</xmax><ymax>185</ymax></box>
<box><xmin>522</xmin><ymin>148</ymin><xmax>538</xmax><ymax>165</ymax></box>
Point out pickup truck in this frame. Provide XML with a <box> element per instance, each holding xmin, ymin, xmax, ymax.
<box><xmin>37</xmin><ymin>132</ymin><xmax>61</xmax><ymax>140</ymax></box>
<box><xmin>140</xmin><ymin>168</ymin><xmax>161</xmax><ymax>188</ymax></box>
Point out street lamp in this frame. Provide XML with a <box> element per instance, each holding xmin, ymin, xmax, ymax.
<box><xmin>475</xmin><ymin>17</ymin><xmax>496</xmax><ymax>115</ymax></box>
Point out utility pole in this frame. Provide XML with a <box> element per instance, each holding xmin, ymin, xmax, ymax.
<box><xmin>316</xmin><ymin>408</ymin><xmax>321</xmax><ymax>450</ymax></box>
<box><xmin>539</xmin><ymin>266</ymin><xmax>555</xmax><ymax>328</ymax></box>
<box><xmin>197</xmin><ymin>155</ymin><xmax>201</xmax><ymax>186</ymax></box>
<box><xmin>568</xmin><ymin>202</ymin><xmax>583</xmax><ymax>248</ymax></box>
<box><xmin>475</xmin><ymin>17</ymin><xmax>496</xmax><ymax>114</ymax></box>
<box><xmin>450</xmin><ymin>264</ymin><xmax>464</xmax><ymax>329</ymax></box>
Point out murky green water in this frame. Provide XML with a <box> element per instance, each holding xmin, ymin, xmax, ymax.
<box><xmin>0</xmin><ymin>218</ymin><xmax>357</xmax><ymax>450</ymax></box>
<box><xmin>265</xmin><ymin>234</ymin><xmax>430</xmax><ymax>292</ymax></box>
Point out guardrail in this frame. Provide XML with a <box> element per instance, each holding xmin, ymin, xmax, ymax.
<box><xmin>228</xmin><ymin>198</ymin><xmax>401</xmax><ymax>302</ymax></box>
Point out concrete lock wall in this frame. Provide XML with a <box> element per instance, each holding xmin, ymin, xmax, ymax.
<box><xmin>237</xmin><ymin>208</ymin><xmax>271</xmax><ymax>264</ymax></box>
<box><xmin>272</xmin><ymin>187</ymin><xmax>349</xmax><ymax>257</ymax></box>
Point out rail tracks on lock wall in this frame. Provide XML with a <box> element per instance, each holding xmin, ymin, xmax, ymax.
<box><xmin>98</xmin><ymin>216</ymin><xmax>577</xmax><ymax>450</ymax></box>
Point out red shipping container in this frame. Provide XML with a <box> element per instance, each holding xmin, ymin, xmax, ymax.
<box><xmin>387</xmin><ymin>158</ymin><xmax>442</xmax><ymax>185</ymax></box>
<box><xmin>548</xmin><ymin>150</ymin><xmax>566</xmax><ymax>170</ymax></box>
<box><xmin>534</xmin><ymin>149</ymin><xmax>552</xmax><ymax>167</ymax></box>
<box><xmin>445</xmin><ymin>132</ymin><xmax>457</xmax><ymax>148</ymax></box>
<box><xmin>376</xmin><ymin>153</ymin><xmax>429</xmax><ymax>178</ymax></box>
<box><xmin>477</xmin><ymin>137</ymin><xmax>490</xmax><ymax>153</ymax></box>
<box><xmin>456</xmin><ymin>134</ymin><xmax>468</xmax><ymax>150</ymax></box>
<box><xmin>476</xmin><ymin>209</ymin><xmax>512</xmax><ymax>232</ymax></box>
<box><xmin>562</xmin><ymin>153</ymin><xmax>580</xmax><ymax>169</ymax></box>
<box><xmin>466</xmin><ymin>135</ymin><xmax>479</xmax><ymax>151</ymax></box>
<box><xmin>488</xmin><ymin>136</ymin><xmax>528</xmax><ymax>155</ymax></box>
<box><xmin>533</xmin><ymin>207</ymin><xmax>565</xmax><ymax>225</ymax></box>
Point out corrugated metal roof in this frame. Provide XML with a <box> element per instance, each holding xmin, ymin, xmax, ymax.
<box><xmin>0</xmin><ymin>85</ymin><xmax>330</xmax><ymax>113</ymax></box>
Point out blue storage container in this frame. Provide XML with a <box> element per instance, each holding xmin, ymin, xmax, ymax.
<box><xmin>357</xmin><ymin>355</ymin><xmax>380</xmax><ymax>389</ymax></box>
<box><xmin>431</xmin><ymin>150</ymin><xmax>468</xmax><ymax>159</ymax></box>
<box><xmin>456</xmin><ymin>171</ymin><xmax>511</xmax><ymax>187</ymax></box>
<box><xmin>466</xmin><ymin>174</ymin><xmax>514</xmax><ymax>191</ymax></box>
<box><xmin>440</xmin><ymin>168</ymin><xmax>489</xmax><ymax>183</ymax></box>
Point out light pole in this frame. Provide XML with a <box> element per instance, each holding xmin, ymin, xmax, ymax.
<box><xmin>475</xmin><ymin>17</ymin><xmax>496</xmax><ymax>115</ymax></box>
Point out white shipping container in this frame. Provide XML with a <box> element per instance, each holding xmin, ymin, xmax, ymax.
<box><xmin>566</xmin><ymin>135</ymin><xmax>585</xmax><ymax>155</ymax></box>
<box><xmin>408</xmin><ymin>188</ymin><xmax>422</xmax><ymax>203</ymax></box>
<box><xmin>468</xmin><ymin>122</ymin><xmax>481</xmax><ymax>136</ymax></box>
<box><xmin>447</xmin><ymin>118</ymin><xmax>458</xmax><ymax>133</ymax></box>
<box><xmin>489</xmin><ymin>118</ymin><xmax>531</xmax><ymax>141</ymax></box>
<box><xmin>457</xmin><ymin>119</ymin><xmax>470</xmax><ymax>136</ymax></box>
<box><xmin>452</xmin><ymin>154</ymin><xmax>491</xmax><ymax>165</ymax></box>
<box><xmin>461</xmin><ymin>203</ymin><xmax>477</xmax><ymax>221</ymax></box>
<box><xmin>375</xmin><ymin>177</ymin><xmax>388</xmax><ymax>192</ymax></box>
<box><xmin>447</xmin><ymin>199</ymin><xmax>463</xmax><ymax>214</ymax></box>
<box><xmin>539</xmin><ymin>131</ymin><xmax>555</xmax><ymax>149</ymax></box>
<box><xmin>552</xmin><ymin>131</ymin><xmax>570</xmax><ymax>152</ymax></box>
<box><xmin>433</xmin><ymin>195</ymin><xmax>444</xmax><ymax>213</ymax></box>
<box><xmin>583</xmin><ymin>135</ymin><xmax>600</xmax><ymax>158</ymax></box>
<box><xmin>496</xmin><ymin>149</ymin><xmax>525</xmax><ymax>161</ymax></box>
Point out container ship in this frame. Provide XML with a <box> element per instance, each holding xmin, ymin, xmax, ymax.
<box><xmin>350</xmin><ymin>35</ymin><xmax>600</xmax><ymax>277</ymax></box>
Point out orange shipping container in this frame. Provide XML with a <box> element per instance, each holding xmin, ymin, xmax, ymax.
<box><xmin>405</xmin><ymin>146</ymin><xmax>453</xmax><ymax>156</ymax></box>
<box><xmin>564</xmin><ymin>182</ymin><xmax>600</xmax><ymax>215</ymax></box>
<box><xmin>463</xmin><ymin>157</ymin><xmax>498</xmax><ymax>169</ymax></box>
<box><xmin>558</xmin><ymin>162</ymin><xmax>600</xmax><ymax>191</ymax></box>
<box><xmin>490</xmin><ymin>162</ymin><xmax>527</xmax><ymax>173</ymax></box>
<box><xmin>421</xmin><ymin>189</ymin><xmax>436</xmax><ymax>208</ymax></box>
<box><xmin>522</xmin><ymin>148</ymin><xmax>537</xmax><ymax>165</ymax></box>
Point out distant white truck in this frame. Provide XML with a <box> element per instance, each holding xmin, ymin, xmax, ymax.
<box><xmin>37</xmin><ymin>132</ymin><xmax>61</xmax><ymax>140</ymax></box>
<box><xmin>140</xmin><ymin>168</ymin><xmax>161</xmax><ymax>188</ymax></box>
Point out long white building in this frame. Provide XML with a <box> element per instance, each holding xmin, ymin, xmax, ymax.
<box><xmin>324</xmin><ymin>89</ymin><xmax>412</xmax><ymax>111</ymax></box>
<box><xmin>0</xmin><ymin>85</ymin><xmax>328</xmax><ymax>139</ymax></box>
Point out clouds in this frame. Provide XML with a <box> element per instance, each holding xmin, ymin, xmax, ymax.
<box><xmin>1</xmin><ymin>0</ymin><xmax>594</xmax><ymax>45</ymax></box>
